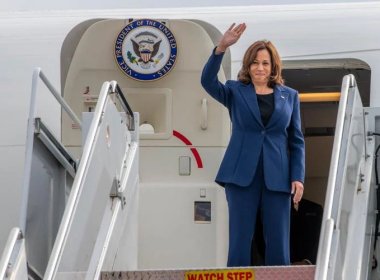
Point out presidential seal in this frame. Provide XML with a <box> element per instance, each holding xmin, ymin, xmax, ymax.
<box><xmin>115</xmin><ymin>19</ymin><xmax>177</xmax><ymax>81</ymax></box>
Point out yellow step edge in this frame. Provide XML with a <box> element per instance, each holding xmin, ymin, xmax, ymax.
<box><xmin>299</xmin><ymin>92</ymin><xmax>340</xmax><ymax>103</ymax></box>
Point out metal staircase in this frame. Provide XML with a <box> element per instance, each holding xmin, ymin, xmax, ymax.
<box><xmin>0</xmin><ymin>69</ymin><xmax>139</xmax><ymax>280</ymax></box>
<box><xmin>0</xmin><ymin>73</ymin><xmax>378</xmax><ymax>280</ymax></box>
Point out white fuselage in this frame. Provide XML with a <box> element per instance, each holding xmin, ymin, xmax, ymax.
<box><xmin>0</xmin><ymin>3</ymin><xmax>380</xmax><ymax>277</ymax></box>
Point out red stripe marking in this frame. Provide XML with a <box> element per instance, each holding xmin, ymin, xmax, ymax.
<box><xmin>172</xmin><ymin>130</ymin><xmax>203</xmax><ymax>168</ymax></box>
<box><xmin>190</xmin><ymin>148</ymin><xmax>203</xmax><ymax>168</ymax></box>
<box><xmin>173</xmin><ymin>130</ymin><xmax>192</xmax><ymax>145</ymax></box>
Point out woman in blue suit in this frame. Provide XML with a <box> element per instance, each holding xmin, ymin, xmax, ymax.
<box><xmin>201</xmin><ymin>23</ymin><xmax>305</xmax><ymax>266</ymax></box>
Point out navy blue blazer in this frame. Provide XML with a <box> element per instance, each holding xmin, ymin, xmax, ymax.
<box><xmin>201</xmin><ymin>50</ymin><xmax>305</xmax><ymax>193</ymax></box>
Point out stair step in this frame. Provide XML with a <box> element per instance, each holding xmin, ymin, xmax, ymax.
<box><xmin>101</xmin><ymin>265</ymin><xmax>315</xmax><ymax>280</ymax></box>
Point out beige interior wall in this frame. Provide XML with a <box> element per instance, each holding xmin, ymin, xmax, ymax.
<box><xmin>62</xmin><ymin>19</ymin><xmax>230</xmax><ymax>149</ymax></box>
<box><xmin>304</xmin><ymin>136</ymin><xmax>334</xmax><ymax>206</ymax></box>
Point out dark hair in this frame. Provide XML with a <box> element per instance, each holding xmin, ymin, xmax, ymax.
<box><xmin>238</xmin><ymin>40</ymin><xmax>284</xmax><ymax>87</ymax></box>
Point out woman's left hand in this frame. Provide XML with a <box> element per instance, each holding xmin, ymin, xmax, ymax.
<box><xmin>291</xmin><ymin>181</ymin><xmax>304</xmax><ymax>205</ymax></box>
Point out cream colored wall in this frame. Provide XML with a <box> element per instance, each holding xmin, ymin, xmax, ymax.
<box><xmin>304</xmin><ymin>136</ymin><xmax>334</xmax><ymax>206</ymax></box>
<box><xmin>300</xmin><ymin>102</ymin><xmax>338</xmax><ymax>207</ymax></box>
<box><xmin>61</xmin><ymin>19</ymin><xmax>231</xmax><ymax>269</ymax></box>
<box><xmin>62</xmin><ymin>19</ymin><xmax>230</xmax><ymax>149</ymax></box>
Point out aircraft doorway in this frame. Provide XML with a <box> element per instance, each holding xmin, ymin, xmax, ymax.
<box><xmin>59</xmin><ymin>17</ymin><xmax>373</xmax><ymax>270</ymax></box>
<box><xmin>284</xmin><ymin>59</ymin><xmax>370</xmax><ymax>207</ymax></box>
<box><xmin>251</xmin><ymin>59</ymin><xmax>371</xmax><ymax>265</ymax></box>
<box><xmin>250</xmin><ymin>59</ymin><xmax>371</xmax><ymax>266</ymax></box>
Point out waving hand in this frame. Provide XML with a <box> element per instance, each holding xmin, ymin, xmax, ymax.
<box><xmin>215</xmin><ymin>23</ymin><xmax>247</xmax><ymax>54</ymax></box>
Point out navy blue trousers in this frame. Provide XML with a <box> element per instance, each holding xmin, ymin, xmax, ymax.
<box><xmin>225</xmin><ymin>155</ymin><xmax>291</xmax><ymax>266</ymax></box>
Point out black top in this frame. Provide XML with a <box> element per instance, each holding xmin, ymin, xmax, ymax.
<box><xmin>256</xmin><ymin>93</ymin><xmax>274</xmax><ymax>127</ymax></box>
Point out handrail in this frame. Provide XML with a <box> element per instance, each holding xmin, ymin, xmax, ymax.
<box><xmin>35</xmin><ymin>118</ymin><xmax>77</xmax><ymax>177</ymax></box>
<box><xmin>323</xmin><ymin>75</ymin><xmax>352</xmax><ymax>226</ymax></box>
<box><xmin>315</xmin><ymin>74</ymin><xmax>356</xmax><ymax>279</ymax></box>
<box><xmin>314</xmin><ymin>219</ymin><xmax>334</xmax><ymax>280</ymax></box>
<box><xmin>113</xmin><ymin>82</ymin><xmax>135</xmax><ymax>131</ymax></box>
<box><xmin>44</xmin><ymin>80</ymin><xmax>134</xmax><ymax>280</ymax></box>
<box><xmin>38</xmin><ymin>69</ymin><xmax>82</xmax><ymax>129</ymax></box>
<box><xmin>0</xmin><ymin>228</ymin><xmax>23</xmax><ymax>278</ymax></box>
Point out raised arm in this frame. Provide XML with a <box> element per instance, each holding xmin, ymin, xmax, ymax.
<box><xmin>201</xmin><ymin>23</ymin><xmax>246</xmax><ymax>107</ymax></box>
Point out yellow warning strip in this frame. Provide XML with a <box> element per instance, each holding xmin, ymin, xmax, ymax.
<box><xmin>299</xmin><ymin>92</ymin><xmax>340</xmax><ymax>103</ymax></box>
<box><xmin>185</xmin><ymin>269</ymin><xmax>255</xmax><ymax>280</ymax></box>
<box><xmin>101</xmin><ymin>265</ymin><xmax>316</xmax><ymax>280</ymax></box>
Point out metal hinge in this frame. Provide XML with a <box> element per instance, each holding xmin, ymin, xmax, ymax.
<box><xmin>110</xmin><ymin>178</ymin><xmax>126</xmax><ymax>209</ymax></box>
